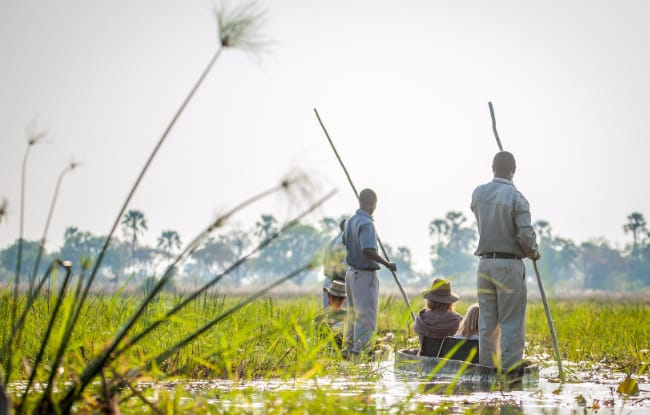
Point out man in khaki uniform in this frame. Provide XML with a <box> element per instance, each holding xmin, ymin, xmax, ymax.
<box><xmin>471</xmin><ymin>151</ymin><xmax>540</xmax><ymax>370</ymax></box>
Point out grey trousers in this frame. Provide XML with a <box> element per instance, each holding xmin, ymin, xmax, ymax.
<box><xmin>477</xmin><ymin>258</ymin><xmax>527</xmax><ymax>369</ymax></box>
<box><xmin>344</xmin><ymin>269</ymin><xmax>379</xmax><ymax>354</ymax></box>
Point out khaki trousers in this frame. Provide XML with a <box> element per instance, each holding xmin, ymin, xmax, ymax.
<box><xmin>344</xmin><ymin>269</ymin><xmax>379</xmax><ymax>355</ymax></box>
<box><xmin>477</xmin><ymin>258</ymin><xmax>527</xmax><ymax>369</ymax></box>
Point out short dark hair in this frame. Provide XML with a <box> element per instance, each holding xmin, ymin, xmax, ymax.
<box><xmin>426</xmin><ymin>299</ymin><xmax>454</xmax><ymax>312</ymax></box>
<box><xmin>493</xmin><ymin>151</ymin><xmax>516</xmax><ymax>176</ymax></box>
<box><xmin>359</xmin><ymin>188</ymin><xmax>377</xmax><ymax>206</ymax></box>
<box><xmin>329</xmin><ymin>295</ymin><xmax>344</xmax><ymax>306</ymax></box>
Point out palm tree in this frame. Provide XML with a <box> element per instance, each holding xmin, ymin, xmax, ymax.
<box><xmin>429</xmin><ymin>218</ymin><xmax>450</xmax><ymax>244</ymax></box>
<box><xmin>157</xmin><ymin>230</ymin><xmax>181</xmax><ymax>260</ymax></box>
<box><xmin>255</xmin><ymin>214</ymin><xmax>278</xmax><ymax>240</ymax></box>
<box><xmin>534</xmin><ymin>220</ymin><xmax>552</xmax><ymax>239</ymax></box>
<box><xmin>121</xmin><ymin>209</ymin><xmax>148</xmax><ymax>269</ymax></box>
<box><xmin>623</xmin><ymin>212</ymin><xmax>647</xmax><ymax>259</ymax></box>
<box><xmin>29</xmin><ymin>160</ymin><xmax>79</xmax><ymax>291</ymax></box>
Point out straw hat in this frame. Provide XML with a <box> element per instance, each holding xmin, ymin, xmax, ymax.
<box><xmin>421</xmin><ymin>278</ymin><xmax>459</xmax><ymax>303</ymax></box>
<box><xmin>325</xmin><ymin>280</ymin><xmax>347</xmax><ymax>298</ymax></box>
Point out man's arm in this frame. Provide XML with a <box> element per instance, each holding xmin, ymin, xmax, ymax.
<box><xmin>513</xmin><ymin>193</ymin><xmax>541</xmax><ymax>260</ymax></box>
<box><xmin>362</xmin><ymin>248</ymin><xmax>397</xmax><ymax>272</ymax></box>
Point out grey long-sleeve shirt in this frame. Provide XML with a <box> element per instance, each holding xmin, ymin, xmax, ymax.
<box><xmin>471</xmin><ymin>177</ymin><xmax>539</xmax><ymax>258</ymax></box>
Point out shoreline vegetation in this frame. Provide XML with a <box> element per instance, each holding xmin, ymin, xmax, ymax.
<box><xmin>0</xmin><ymin>291</ymin><xmax>647</xmax><ymax>412</ymax></box>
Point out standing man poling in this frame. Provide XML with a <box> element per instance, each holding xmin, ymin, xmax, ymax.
<box><xmin>342</xmin><ymin>188</ymin><xmax>396</xmax><ymax>359</ymax></box>
<box><xmin>471</xmin><ymin>151</ymin><xmax>540</xmax><ymax>371</ymax></box>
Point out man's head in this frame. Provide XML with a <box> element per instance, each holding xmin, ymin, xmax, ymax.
<box><xmin>492</xmin><ymin>151</ymin><xmax>516</xmax><ymax>180</ymax></box>
<box><xmin>326</xmin><ymin>280</ymin><xmax>346</xmax><ymax>309</ymax></box>
<box><xmin>358</xmin><ymin>188</ymin><xmax>377</xmax><ymax>214</ymax></box>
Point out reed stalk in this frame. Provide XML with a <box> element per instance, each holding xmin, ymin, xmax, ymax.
<box><xmin>39</xmin><ymin>260</ymin><xmax>91</xmax><ymax>406</ymax></box>
<box><xmin>12</xmin><ymin>126</ymin><xmax>46</xmax><ymax>343</ymax></box>
<box><xmin>17</xmin><ymin>260</ymin><xmax>72</xmax><ymax>414</ymax></box>
<box><xmin>29</xmin><ymin>161</ymin><xmax>78</xmax><ymax>294</ymax></box>
<box><xmin>61</xmin><ymin>9</ymin><xmax>268</xmax><ymax>405</ymax></box>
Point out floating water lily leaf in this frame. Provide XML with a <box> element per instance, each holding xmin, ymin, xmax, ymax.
<box><xmin>575</xmin><ymin>394</ymin><xmax>587</xmax><ymax>406</ymax></box>
<box><xmin>616</xmin><ymin>376</ymin><xmax>640</xmax><ymax>396</ymax></box>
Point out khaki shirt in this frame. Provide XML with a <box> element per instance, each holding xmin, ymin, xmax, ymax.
<box><xmin>471</xmin><ymin>177</ymin><xmax>538</xmax><ymax>258</ymax></box>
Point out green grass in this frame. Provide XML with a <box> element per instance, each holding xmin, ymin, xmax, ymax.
<box><xmin>527</xmin><ymin>299</ymin><xmax>650</xmax><ymax>374</ymax></box>
<box><xmin>1</xmin><ymin>290</ymin><xmax>648</xmax><ymax>413</ymax></box>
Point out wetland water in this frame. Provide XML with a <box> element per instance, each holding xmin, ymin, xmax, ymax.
<box><xmin>166</xmin><ymin>354</ymin><xmax>649</xmax><ymax>414</ymax></box>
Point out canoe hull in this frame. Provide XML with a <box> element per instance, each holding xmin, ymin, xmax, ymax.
<box><xmin>394</xmin><ymin>348</ymin><xmax>539</xmax><ymax>385</ymax></box>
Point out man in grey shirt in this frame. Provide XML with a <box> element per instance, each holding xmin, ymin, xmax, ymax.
<box><xmin>471</xmin><ymin>151</ymin><xmax>540</xmax><ymax>371</ymax></box>
<box><xmin>342</xmin><ymin>188</ymin><xmax>396</xmax><ymax>359</ymax></box>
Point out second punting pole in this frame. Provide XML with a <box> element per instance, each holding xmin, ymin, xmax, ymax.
<box><xmin>313</xmin><ymin>108</ymin><xmax>416</xmax><ymax>321</ymax></box>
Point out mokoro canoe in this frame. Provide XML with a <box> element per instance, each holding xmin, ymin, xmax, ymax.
<box><xmin>394</xmin><ymin>348</ymin><xmax>539</xmax><ymax>385</ymax></box>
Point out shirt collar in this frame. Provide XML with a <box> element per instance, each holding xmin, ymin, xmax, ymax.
<box><xmin>356</xmin><ymin>208</ymin><xmax>374</xmax><ymax>220</ymax></box>
<box><xmin>492</xmin><ymin>177</ymin><xmax>515</xmax><ymax>187</ymax></box>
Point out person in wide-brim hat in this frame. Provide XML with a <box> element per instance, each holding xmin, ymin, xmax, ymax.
<box><xmin>414</xmin><ymin>278</ymin><xmax>463</xmax><ymax>348</ymax></box>
<box><xmin>314</xmin><ymin>279</ymin><xmax>347</xmax><ymax>349</ymax></box>
<box><xmin>325</xmin><ymin>280</ymin><xmax>347</xmax><ymax>299</ymax></box>
<box><xmin>421</xmin><ymin>278</ymin><xmax>460</xmax><ymax>304</ymax></box>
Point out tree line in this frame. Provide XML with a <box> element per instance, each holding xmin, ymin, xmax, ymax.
<box><xmin>0</xmin><ymin>210</ymin><xmax>415</xmax><ymax>292</ymax></box>
<box><xmin>428</xmin><ymin>211</ymin><xmax>650</xmax><ymax>293</ymax></box>
<box><xmin>1</xmin><ymin>209</ymin><xmax>648</xmax><ymax>293</ymax></box>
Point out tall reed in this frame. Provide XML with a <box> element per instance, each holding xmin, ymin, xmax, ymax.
<box><xmin>12</xmin><ymin>125</ymin><xmax>46</xmax><ymax>344</ymax></box>
<box><xmin>69</xmin><ymin>2</ymin><xmax>269</xmax><ymax>355</ymax></box>
<box><xmin>29</xmin><ymin>161</ymin><xmax>78</xmax><ymax>293</ymax></box>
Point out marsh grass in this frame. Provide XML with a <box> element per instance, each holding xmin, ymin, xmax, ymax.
<box><xmin>527</xmin><ymin>299</ymin><xmax>650</xmax><ymax>376</ymax></box>
<box><xmin>4</xmin><ymin>294</ymin><xmax>646</xmax><ymax>413</ymax></box>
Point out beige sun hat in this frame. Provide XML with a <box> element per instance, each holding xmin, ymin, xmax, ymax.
<box><xmin>421</xmin><ymin>278</ymin><xmax>459</xmax><ymax>303</ymax></box>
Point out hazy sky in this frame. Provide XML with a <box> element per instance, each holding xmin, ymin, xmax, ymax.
<box><xmin>1</xmin><ymin>0</ymin><xmax>649</xmax><ymax>272</ymax></box>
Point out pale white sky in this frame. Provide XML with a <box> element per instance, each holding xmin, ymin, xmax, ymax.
<box><xmin>1</xmin><ymin>0</ymin><xmax>649</xmax><ymax>272</ymax></box>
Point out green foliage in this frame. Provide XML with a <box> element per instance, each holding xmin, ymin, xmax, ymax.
<box><xmin>1</xmin><ymin>290</ymin><xmax>649</xmax><ymax>413</ymax></box>
<box><xmin>0</xmin><ymin>239</ymin><xmax>53</xmax><ymax>282</ymax></box>
<box><xmin>251</xmin><ymin>221</ymin><xmax>326</xmax><ymax>286</ymax></box>
<box><xmin>429</xmin><ymin>211</ymin><xmax>477</xmax><ymax>287</ymax></box>
<box><xmin>526</xmin><ymin>299</ymin><xmax>650</xmax><ymax>373</ymax></box>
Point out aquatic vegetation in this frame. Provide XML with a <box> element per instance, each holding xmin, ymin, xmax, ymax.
<box><xmin>1</xmin><ymin>294</ymin><xmax>648</xmax><ymax>413</ymax></box>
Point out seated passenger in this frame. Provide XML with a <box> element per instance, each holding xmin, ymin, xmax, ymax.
<box><xmin>321</xmin><ymin>218</ymin><xmax>347</xmax><ymax>309</ymax></box>
<box><xmin>314</xmin><ymin>280</ymin><xmax>347</xmax><ymax>349</ymax></box>
<box><xmin>414</xmin><ymin>278</ymin><xmax>462</xmax><ymax>356</ymax></box>
<box><xmin>454</xmin><ymin>303</ymin><xmax>479</xmax><ymax>340</ymax></box>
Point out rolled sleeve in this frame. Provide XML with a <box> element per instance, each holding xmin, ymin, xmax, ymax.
<box><xmin>513</xmin><ymin>194</ymin><xmax>539</xmax><ymax>258</ymax></box>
